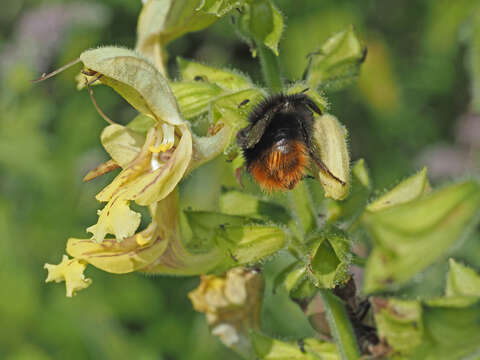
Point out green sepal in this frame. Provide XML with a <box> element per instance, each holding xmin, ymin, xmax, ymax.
<box><xmin>171</xmin><ymin>81</ymin><xmax>224</xmax><ymax>119</ymax></box>
<box><xmin>183</xmin><ymin>210</ymin><xmax>286</xmax><ymax>271</ymax></box>
<box><xmin>305</xmin><ymin>25</ymin><xmax>367</xmax><ymax>92</ymax></box>
<box><xmin>250</xmin><ymin>331</ymin><xmax>340</xmax><ymax>360</ymax></box>
<box><xmin>178</xmin><ymin>57</ymin><xmax>253</xmax><ymax>91</ymax></box>
<box><xmin>446</xmin><ymin>258</ymin><xmax>480</xmax><ymax>297</ymax></box>
<box><xmin>306</xmin><ymin>227</ymin><xmax>352</xmax><ymax>289</ymax></box>
<box><xmin>220</xmin><ymin>189</ymin><xmax>291</xmax><ymax>224</ymax></box>
<box><xmin>363</xmin><ymin>181</ymin><xmax>480</xmax><ymax>293</ymax></box>
<box><xmin>80</xmin><ymin>47</ymin><xmax>184</xmax><ymax>125</ymax></box>
<box><xmin>273</xmin><ymin>261</ymin><xmax>317</xmax><ymax>302</ymax></box>
<box><xmin>374</xmin><ymin>261</ymin><xmax>480</xmax><ymax>359</ymax></box>
<box><xmin>373</xmin><ymin>298</ymin><xmax>423</xmax><ymax>355</ymax></box>
<box><xmin>197</xmin><ymin>0</ymin><xmax>246</xmax><ymax>17</ymax></box>
<box><xmin>366</xmin><ymin>167</ymin><xmax>429</xmax><ymax>212</ymax></box>
<box><xmin>235</xmin><ymin>0</ymin><xmax>284</xmax><ymax>56</ymax></box>
<box><xmin>135</xmin><ymin>0</ymin><xmax>247</xmax><ymax>73</ymax></box>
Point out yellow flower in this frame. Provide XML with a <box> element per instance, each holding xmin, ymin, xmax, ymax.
<box><xmin>44</xmin><ymin>48</ymin><xmax>285</xmax><ymax>296</ymax></box>
<box><xmin>188</xmin><ymin>268</ymin><xmax>264</xmax><ymax>358</ymax></box>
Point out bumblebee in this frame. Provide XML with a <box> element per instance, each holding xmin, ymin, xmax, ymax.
<box><xmin>236</xmin><ymin>92</ymin><xmax>343</xmax><ymax>191</ymax></box>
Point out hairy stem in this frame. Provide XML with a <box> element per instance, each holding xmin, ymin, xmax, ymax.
<box><xmin>319</xmin><ymin>289</ymin><xmax>361</xmax><ymax>360</ymax></box>
<box><xmin>256</xmin><ymin>41</ymin><xmax>282</xmax><ymax>93</ymax></box>
<box><xmin>256</xmin><ymin>37</ymin><xmax>361</xmax><ymax>359</ymax></box>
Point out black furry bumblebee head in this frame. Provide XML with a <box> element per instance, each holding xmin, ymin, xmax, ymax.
<box><xmin>236</xmin><ymin>92</ymin><xmax>322</xmax><ymax>151</ymax></box>
<box><xmin>236</xmin><ymin>92</ymin><xmax>324</xmax><ymax>191</ymax></box>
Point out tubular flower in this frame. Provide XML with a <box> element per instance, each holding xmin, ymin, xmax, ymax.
<box><xmin>76</xmin><ymin>47</ymin><xmax>193</xmax><ymax>243</ymax></box>
<box><xmin>43</xmin><ymin>45</ymin><xmax>290</xmax><ymax>296</ymax></box>
<box><xmin>188</xmin><ymin>268</ymin><xmax>264</xmax><ymax>358</ymax></box>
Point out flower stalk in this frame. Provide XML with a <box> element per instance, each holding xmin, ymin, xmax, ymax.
<box><xmin>256</xmin><ymin>41</ymin><xmax>282</xmax><ymax>93</ymax></box>
<box><xmin>255</xmin><ymin>40</ymin><xmax>361</xmax><ymax>359</ymax></box>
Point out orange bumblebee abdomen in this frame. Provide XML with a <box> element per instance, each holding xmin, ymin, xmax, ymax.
<box><xmin>248</xmin><ymin>140</ymin><xmax>309</xmax><ymax>191</ymax></box>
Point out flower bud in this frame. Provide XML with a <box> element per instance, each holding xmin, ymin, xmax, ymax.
<box><xmin>305</xmin><ymin>25</ymin><xmax>367</xmax><ymax>91</ymax></box>
<box><xmin>313</xmin><ymin>114</ymin><xmax>350</xmax><ymax>200</ymax></box>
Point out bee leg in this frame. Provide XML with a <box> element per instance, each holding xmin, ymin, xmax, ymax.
<box><xmin>310</xmin><ymin>152</ymin><xmax>346</xmax><ymax>186</ymax></box>
<box><xmin>297</xmin><ymin>339</ymin><xmax>306</xmax><ymax>353</ymax></box>
<box><xmin>356</xmin><ymin>298</ymin><xmax>371</xmax><ymax>321</ymax></box>
<box><xmin>235</xmin><ymin>165</ymin><xmax>245</xmax><ymax>189</ymax></box>
<box><xmin>82</xmin><ymin>69</ymin><xmax>99</xmax><ymax>76</ymax></box>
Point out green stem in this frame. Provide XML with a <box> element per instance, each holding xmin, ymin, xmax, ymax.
<box><xmin>256</xmin><ymin>41</ymin><xmax>282</xmax><ymax>93</ymax></box>
<box><xmin>255</xmin><ymin>37</ymin><xmax>360</xmax><ymax>360</ymax></box>
<box><xmin>288</xmin><ymin>182</ymin><xmax>315</xmax><ymax>239</ymax></box>
<box><xmin>319</xmin><ymin>289</ymin><xmax>361</xmax><ymax>360</ymax></box>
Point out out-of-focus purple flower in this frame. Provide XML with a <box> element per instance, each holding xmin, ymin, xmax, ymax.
<box><xmin>418</xmin><ymin>112</ymin><xmax>480</xmax><ymax>180</ymax></box>
<box><xmin>456</xmin><ymin>113</ymin><xmax>480</xmax><ymax>149</ymax></box>
<box><xmin>417</xmin><ymin>144</ymin><xmax>471</xmax><ymax>179</ymax></box>
<box><xmin>1</xmin><ymin>2</ymin><xmax>110</xmax><ymax>73</ymax></box>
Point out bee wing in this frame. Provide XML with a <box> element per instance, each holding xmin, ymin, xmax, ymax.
<box><xmin>236</xmin><ymin>115</ymin><xmax>274</xmax><ymax>149</ymax></box>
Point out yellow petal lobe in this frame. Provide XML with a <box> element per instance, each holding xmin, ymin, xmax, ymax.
<box><xmin>44</xmin><ymin>255</ymin><xmax>92</xmax><ymax>297</ymax></box>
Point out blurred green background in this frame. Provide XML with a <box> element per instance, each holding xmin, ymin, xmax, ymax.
<box><xmin>1</xmin><ymin>0</ymin><xmax>479</xmax><ymax>359</ymax></box>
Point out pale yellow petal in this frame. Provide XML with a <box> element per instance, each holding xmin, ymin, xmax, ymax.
<box><xmin>67</xmin><ymin>225</ymin><xmax>168</xmax><ymax>274</ymax></box>
<box><xmin>86</xmin><ymin>199</ymin><xmax>141</xmax><ymax>243</ymax></box>
<box><xmin>44</xmin><ymin>255</ymin><xmax>92</xmax><ymax>297</ymax></box>
<box><xmin>101</xmin><ymin>124</ymin><xmax>145</xmax><ymax>167</ymax></box>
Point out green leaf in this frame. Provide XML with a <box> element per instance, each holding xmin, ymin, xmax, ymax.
<box><xmin>220</xmin><ymin>190</ymin><xmax>291</xmax><ymax>224</ymax></box>
<box><xmin>446</xmin><ymin>258</ymin><xmax>480</xmax><ymax>297</ymax></box>
<box><xmin>305</xmin><ymin>25</ymin><xmax>367</xmax><ymax>92</ymax></box>
<box><xmin>363</xmin><ymin>181</ymin><xmax>480</xmax><ymax>293</ymax></box>
<box><xmin>80</xmin><ymin>47</ymin><xmax>184</xmax><ymax>125</ymax></box>
<box><xmin>373</xmin><ymin>259</ymin><xmax>480</xmax><ymax>359</ymax></box>
<box><xmin>273</xmin><ymin>262</ymin><xmax>317</xmax><ymax>302</ymax></box>
<box><xmin>373</xmin><ymin>298</ymin><xmax>423</xmax><ymax>355</ymax></box>
<box><xmin>366</xmin><ymin>167</ymin><xmax>429</xmax><ymax>212</ymax></box>
<box><xmin>308</xmin><ymin>228</ymin><xmax>351</xmax><ymax>289</ymax></box>
<box><xmin>411</xmin><ymin>303</ymin><xmax>480</xmax><ymax>360</ymax></box>
<box><xmin>251</xmin><ymin>331</ymin><xmax>340</xmax><ymax>360</ymax></box>
<box><xmin>171</xmin><ymin>81</ymin><xmax>224</xmax><ymax>119</ymax></box>
<box><xmin>178</xmin><ymin>57</ymin><xmax>254</xmax><ymax>91</ymax></box>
